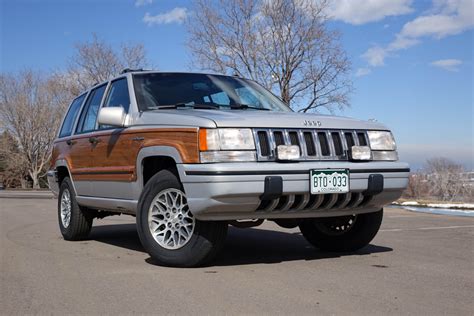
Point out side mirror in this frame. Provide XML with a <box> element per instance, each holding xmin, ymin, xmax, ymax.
<box><xmin>97</xmin><ymin>107</ymin><xmax>126</xmax><ymax>127</ymax></box>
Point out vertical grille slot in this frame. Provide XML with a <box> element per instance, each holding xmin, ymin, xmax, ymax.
<box><xmin>318</xmin><ymin>132</ymin><xmax>330</xmax><ymax>156</ymax></box>
<box><xmin>257</xmin><ymin>131</ymin><xmax>270</xmax><ymax>156</ymax></box>
<box><xmin>331</xmin><ymin>132</ymin><xmax>343</xmax><ymax>155</ymax></box>
<box><xmin>289</xmin><ymin>132</ymin><xmax>299</xmax><ymax>146</ymax></box>
<box><xmin>304</xmin><ymin>132</ymin><xmax>316</xmax><ymax>156</ymax></box>
<box><xmin>345</xmin><ymin>132</ymin><xmax>355</xmax><ymax>149</ymax></box>
<box><xmin>357</xmin><ymin>133</ymin><xmax>367</xmax><ymax>146</ymax></box>
<box><xmin>274</xmin><ymin>131</ymin><xmax>285</xmax><ymax>146</ymax></box>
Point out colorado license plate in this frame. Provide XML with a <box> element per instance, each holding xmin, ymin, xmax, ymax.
<box><xmin>310</xmin><ymin>169</ymin><xmax>349</xmax><ymax>194</ymax></box>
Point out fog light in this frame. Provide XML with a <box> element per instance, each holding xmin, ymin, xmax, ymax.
<box><xmin>351</xmin><ymin>146</ymin><xmax>372</xmax><ymax>161</ymax></box>
<box><xmin>277</xmin><ymin>145</ymin><xmax>300</xmax><ymax>160</ymax></box>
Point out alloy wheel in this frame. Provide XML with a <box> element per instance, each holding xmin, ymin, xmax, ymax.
<box><xmin>148</xmin><ymin>188</ymin><xmax>195</xmax><ymax>250</ymax></box>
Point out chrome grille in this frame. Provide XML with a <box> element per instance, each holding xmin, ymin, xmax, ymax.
<box><xmin>253</xmin><ymin>129</ymin><xmax>369</xmax><ymax>161</ymax></box>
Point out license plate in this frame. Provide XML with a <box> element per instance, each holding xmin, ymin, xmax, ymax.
<box><xmin>310</xmin><ymin>169</ymin><xmax>349</xmax><ymax>194</ymax></box>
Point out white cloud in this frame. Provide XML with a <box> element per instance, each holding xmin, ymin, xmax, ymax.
<box><xmin>328</xmin><ymin>0</ymin><xmax>413</xmax><ymax>25</ymax></box>
<box><xmin>143</xmin><ymin>7</ymin><xmax>188</xmax><ymax>26</ymax></box>
<box><xmin>362</xmin><ymin>0</ymin><xmax>474</xmax><ymax>67</ymax></box>
<box><xmin>355</xmin><ymin>68</ymin><xmax>371</xmax><ymax>77</ymax></box>
<box><xmin>135</xmin><ymin>0</ymin><xmax>152</xmax><ymax>7</ymax></box>
<box><xmin>430</xmin><ymin>59</ymin><xmax>463</xmax><ymax>71</ymax></box>
<box><xmin>362</xmin><ymin>46</ymin><xmax>388</xmax><ymax>67</ymax></box>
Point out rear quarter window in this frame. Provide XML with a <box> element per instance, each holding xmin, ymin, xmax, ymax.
<box><xmin>59</xmin><ymin>94</ymin><xmax>86</xmax><ymax>138</ymax></box>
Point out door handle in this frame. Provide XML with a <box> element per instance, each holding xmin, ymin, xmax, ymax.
<box><xmin>88</xmin><ymin>137</ymin><xmax>100</xmax><ymax>144</ymax></box>
<box><xmin>66</xmin><ymin>139</ymin><xmax>76</xmax><ymax>146</ymax></box>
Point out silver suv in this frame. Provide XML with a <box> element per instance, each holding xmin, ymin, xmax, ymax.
<box><xmin>48</xmin><ymin>71</ymin><xmax>409</xmax><ymax>267</ymax></box>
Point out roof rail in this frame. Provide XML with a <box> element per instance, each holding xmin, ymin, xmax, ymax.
<box><xmin>120</xmin><ymin>68</ymin><xmax>145</xmax><ymax>74</ymax></box>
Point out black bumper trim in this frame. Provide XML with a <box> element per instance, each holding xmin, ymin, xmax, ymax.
<box><xmin>260</xmin><ymin>176</ymin><xmax>283</xmax><ymax>200</ymax></box>
<box><xmin>186</xmin><ymin>168</ymin><xmax>410</xmax><ymax>176</ymax></box>
<box><xmin>364</xmin><ymin>174</ymin><xmax>384</xmax><ymax>196</ymax></box>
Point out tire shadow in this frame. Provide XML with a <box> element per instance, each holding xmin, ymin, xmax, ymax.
<box><xmin>89</xmin><ymin>224</ymin><xmax>393</xmax><ymax>267</ymax></box>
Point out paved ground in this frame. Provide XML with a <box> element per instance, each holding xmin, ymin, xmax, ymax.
<box><xmin>1</xmin><ymin>199</ymin><xmax>473</xmax><ymax>315</ymax></box>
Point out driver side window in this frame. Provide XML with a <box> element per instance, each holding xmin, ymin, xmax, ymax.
<box><xmin>104</xmin><ymin>78</ymin><xmax>131</xmax><ymax>112</ymax></box>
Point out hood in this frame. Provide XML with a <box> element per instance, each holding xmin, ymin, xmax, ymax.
<box><xmin>136</xmin><ymin>109</ymin><xmax>389</xmax><ymax>130</ymax></box>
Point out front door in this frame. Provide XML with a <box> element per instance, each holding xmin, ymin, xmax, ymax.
<box><xmin>87</xmin><ymin>78</ymin><xmax>138</xmax><ymax>199</ymax></box>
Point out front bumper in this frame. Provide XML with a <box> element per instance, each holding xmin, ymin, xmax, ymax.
<box><xmin>178</xmin><ymin>161</ymin><xmax>409</xmax><ymax>220</ymax></box>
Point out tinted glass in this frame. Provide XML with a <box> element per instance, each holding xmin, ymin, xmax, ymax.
<box><xmin>77</xmin><ymin>85</ymin><xmax>107</xmax><ymax>133</ymax></box>
<box><xmin>133</xmin><ymin>73</ymin><xmax>291</xmax><ymax>112</ymax></box>
<box><xmin>59</xmin><ymin>94</ymin><xmax>86</xmax><ymax>138</ymax></box>
<box><xmin>104</xmin><ymin>78</ymin><xmax>131</xmax><ymax>112</ymax></box>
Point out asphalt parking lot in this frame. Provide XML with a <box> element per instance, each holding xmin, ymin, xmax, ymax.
<box><xmin>1</xmin><ymin>198</ymin><xmax>473</xmax><ymax>315</ymax></box>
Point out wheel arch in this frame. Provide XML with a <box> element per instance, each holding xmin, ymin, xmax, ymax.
<box><xmin>54</xmin><ymin>159</ymin><xmax>77</xmax><ymax>195</ymax></box>
<box><xmin>136</xmin><ymin>146</ymin><xmax>185</xmax><ymax>189</ymax></box>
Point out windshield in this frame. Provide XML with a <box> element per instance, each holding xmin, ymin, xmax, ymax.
<box><xmin>132</xmin><ymin>73</ymin><xmax>291</xmax><ymax>112</ymax></box>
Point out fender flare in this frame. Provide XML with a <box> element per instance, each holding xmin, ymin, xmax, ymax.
<box><xmin>54</xmin><ymin>159</ymin><xmax>78</xmax><ymax>195</ymax></box>
<box><xmin>135</xmin><ymin>146</ymin><xmax>185</xmax><ymax>191</ymax></box>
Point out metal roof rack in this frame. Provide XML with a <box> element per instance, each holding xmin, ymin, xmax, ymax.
<box><xmin>120</xmin><ymin>68</ymin><xmax>146</xmax><ymax>74</ymax></box>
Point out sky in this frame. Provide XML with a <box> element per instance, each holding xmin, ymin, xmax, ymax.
<box><xmin>1</xmin><ymin>0</ymin><xmax>473</xmax><ymax>169</ymax></box>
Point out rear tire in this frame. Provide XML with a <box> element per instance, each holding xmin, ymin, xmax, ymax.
<box><xmin>299</xmin><ymin>209</ymin><xmax>383</xmax><ymax>252</ymax></box>
<box><xmin>137</xmin><ymin>170</ymin><xmax>227</xmax><ymax>267</ymax></box>
<box><xmin>58</xmin><ymin>177</ymin><xmax>93</xmax><ymax>240</ymax></box>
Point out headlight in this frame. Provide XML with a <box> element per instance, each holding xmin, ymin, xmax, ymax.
<box><xmin>200</xmin><ymin>151</ymin><xmax>256</xmax><ymax>163</ymax></box>
<box><xmin>199</xmin><ymin>128</ymin><xmax>256</xmax><ymax>163</ymax></box>
<box><xmin>367</xmin><ymin>131</ymin><xmax>397</xmax><ymax>151</ymax></box>
<box><xmin>199</xmin><ymin>128</ymin><xmax>255</xmax><ymax>150</ymax></box>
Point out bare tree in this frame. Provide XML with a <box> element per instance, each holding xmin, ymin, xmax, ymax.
<box><xmin>0</xmin><ymin>71</ymin><xmax>66</xmax><ymax>188</ymax></box>
<box><xmin>187</xmin><ymin>0</ymin><xmax>352</xmax><ymax>112</ymax></box>
<box><xmin>68</xmin><ymin>34</ymin><xmax>149</xmax><ymax>91</ymax></box>
<box><xmin>0</xmin><ymin>131</ymin><xmax>29</xmax><ymax>188</ymax></box>
<box><xmin>403</xmin><ymin>173</ymin><xmax>429</xmax><ymax>200</ymax></box>
<box><xmin>425</xmin><ymin>158</ymin><xmax>469</xmax><ymax>202</ymax></box>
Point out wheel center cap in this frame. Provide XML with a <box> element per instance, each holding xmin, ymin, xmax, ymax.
<box><xmin>170</xmin><ymin>214</ymin><xmax>180</xmax><ymax>225</ymax></box>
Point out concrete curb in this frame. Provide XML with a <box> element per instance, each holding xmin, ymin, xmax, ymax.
<box><xmin>0</xmin><ymin>191</ymin><xmax>55</xmax><ymax>199</ymax></box>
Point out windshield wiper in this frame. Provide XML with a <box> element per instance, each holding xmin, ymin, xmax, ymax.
<box><xmin>152</xmin><ymin>103</ymin><xmax>220</xmax><ymax>110</ymax></box>
<box><xmin>230</xmin><ymin>104</ymin><xmax>270</xmax><ymax>111</ymax></box>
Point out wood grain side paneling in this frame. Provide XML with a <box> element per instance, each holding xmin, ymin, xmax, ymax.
<box><xmin>53</xmin><ymin>127</ymin><xmax>199</xmax><ymax>182</ymax></box>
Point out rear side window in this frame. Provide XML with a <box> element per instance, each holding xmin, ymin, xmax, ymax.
<box><xmin>104</xmin><ymin>78</ymin><xmax>131</xmax><ymax>113</ymax></box>
<box><xmin>76</xmin><ymin>84</ymin><xmax>107</xmax><ymax>133</ymax></box>
<box><xmin>59</xmin><ymin>94</ymin><xmax>86</xmax><ymax>138</ymax></box>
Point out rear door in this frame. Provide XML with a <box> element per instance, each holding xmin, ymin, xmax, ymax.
<box><xmin>52</xmin><ymin>93</ymin><xmax>87</xmax><ymax>188</ymax></box>
<box><xmin>69</xmin><ymin>84</ymin><xmax>108</xmax><ymax>196</ymax></box>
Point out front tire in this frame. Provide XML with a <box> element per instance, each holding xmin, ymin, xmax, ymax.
<box><xmin>137</xmin><ymin>170</ymin><xmax>227</xmax><ymax>267</ymax></box>
<box><xmin>58</xmin><ymin>177</ymin><xmax>93</xmax><ymax>240</ymax></box>
<box><xmin>299</xmin><ymin>209</ymin><xmax>383</xmax><ymax>252</ymax></box>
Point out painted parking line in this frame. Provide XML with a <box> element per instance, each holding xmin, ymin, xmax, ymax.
<box><xmin>380</xmin><ymin>225</ymin><xmax>474</xmax><ymax>232</ymax></box>
<box><xmin>387</xmin><ymin>215</ymin><xmax>425</xmax><ymax>218</ymax></box>
<box><xmin>417</xmin><ymin>225</ymin><xmax>474</xmax><ymax>230</ymax></box>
